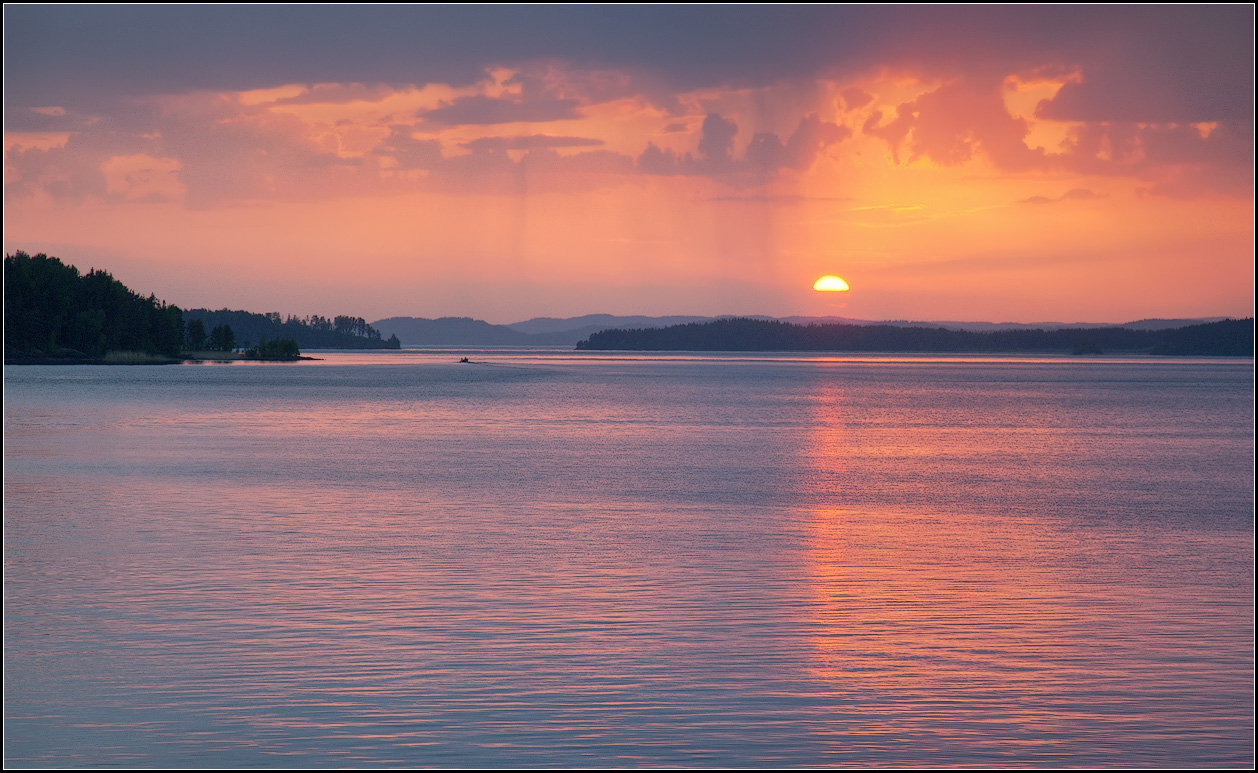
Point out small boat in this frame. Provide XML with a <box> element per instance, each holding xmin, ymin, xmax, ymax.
<box><xmin>459</xmin><ymin>356</ymin><xmax>470</xmax><ymax>363</ymax></box>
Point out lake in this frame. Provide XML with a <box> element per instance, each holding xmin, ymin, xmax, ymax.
<box><xmin>4</xmin><ymin>350</ymin><xmax>1254</xmax><ymax>767</ymax></box>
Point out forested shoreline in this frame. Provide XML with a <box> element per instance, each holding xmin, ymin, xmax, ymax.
<box><xmin>4</xmin><ymin>252</ymin><xmax>398</xmax><ymax>362</ymax></box>
<box><xmin>577</xmin><ymin>317</ymin><xmax>1255</xmax><ymax>356</ymax></box>
<box><xmin>5</xmin><ymin>251</ymin><xmax>185</xmax><ymax>360</ymax></box>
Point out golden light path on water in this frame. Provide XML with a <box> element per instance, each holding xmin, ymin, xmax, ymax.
<box><xmin>797</xmin><ymin>370</ymin><xmax>1253</xmax><ymax>760</ymax></box>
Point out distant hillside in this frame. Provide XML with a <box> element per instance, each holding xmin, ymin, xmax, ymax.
<box><xmin>577</xmin><ymin>317</ymin><xmax>1254</xmax><ymax>356</ymax></box>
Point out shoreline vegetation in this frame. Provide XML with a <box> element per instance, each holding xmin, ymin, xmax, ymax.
<box><xmin>4</xmin><ymin>349</ymin><xmax>320</xmax><ymax>365</ymax></box>
<box><xmin>3</xmin><ymin>351</ymin><xmax>319</xmax><ymax>365</ymax></box>
<box><xmin>575</xmin><ymin>317</ymin><xmax>1255</xmax><ymax>356</ymax></box>
<box><xmin>4</xmin><ymin>252</ymin><xmax>395</xmax><ymax>364</ymax></box>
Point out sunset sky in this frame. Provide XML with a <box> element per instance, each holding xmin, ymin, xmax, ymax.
<box><xmin>4</xmin><ymin>6</ymin><xmax>1253</xmax><ymax>323</ymax></box>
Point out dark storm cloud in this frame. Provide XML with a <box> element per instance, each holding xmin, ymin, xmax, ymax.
<box><xmin>1034</xmin><ymin>7</ymin><xmax>1255</xmax><ymax>123</ymax></box>
<box><xmin>3</xmin><ymin>6</ymin><xmax>866</xmax><ymax>109</ymax></box>
<box><xmin>9</xmin><ymin>5</ymin><xmax>1249</xmax><ymax>126</ymax></box>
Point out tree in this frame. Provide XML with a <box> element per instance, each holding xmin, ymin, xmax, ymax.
<box><xmin>185</xmin><ymin>319</ymin><xmax>206</xmax><ymax>350</ymax></box>
<box><xmin>208</xmin><ymin>323</ymin><xmax>236</xmax><ymax>351</ymax></box>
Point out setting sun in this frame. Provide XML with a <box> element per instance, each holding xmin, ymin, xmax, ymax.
<box><xmin>813</xmin><ymin>275</ymin><xmax>850</xmax><ymax>292</ymax></box>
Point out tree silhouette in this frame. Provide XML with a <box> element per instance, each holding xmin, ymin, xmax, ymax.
<box><xmin>185</xmin><ymin>318</ymin><xmax>206</xmax><ymax>350</ymax></box>
<box><xmin>208</xmin><ymin>323</ymin><xmax>236</xmax><ymax>352</ymax></box>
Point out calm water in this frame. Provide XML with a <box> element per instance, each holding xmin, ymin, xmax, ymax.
<box><xmin>4</xmin><ymin>350</ymin><xmax>1254</xmax><ymax>767</ymax></box>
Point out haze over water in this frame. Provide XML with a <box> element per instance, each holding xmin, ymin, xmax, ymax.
<box><xmin>4</xmin><ymin>351</ymin><xmax>1254</xmax><ymax>767</ymax></box>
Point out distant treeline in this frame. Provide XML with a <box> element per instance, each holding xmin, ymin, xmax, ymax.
<box><xmin>577</xmin><ymin>318</ymin><xmax>1255</xmax><ymax>356</ymax></box>
<box><xmin>5</xmin><ymin>251</ymin><xmax>184</xmax><ymax>358</ymax></box>
<box><xmin>183</xmin><ymin>309</ymin><xmax>400</xmax><ymax>350</ymax></box>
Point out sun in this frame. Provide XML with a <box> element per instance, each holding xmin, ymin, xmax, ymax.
<box><xmin>813</xmin><ymin>275</ymin><xmax>850</xmax><ymax>292</ymax></box>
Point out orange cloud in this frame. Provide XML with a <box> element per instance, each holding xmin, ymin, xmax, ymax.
<box><xmin>864</xmin><ymin>80</ymin><xmax>1045</xmax><ymax>171</ymax></box>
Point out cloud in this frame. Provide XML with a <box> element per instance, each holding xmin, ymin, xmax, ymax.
<box><xmin>864</xmin><ymin>80</ymin><xmax>1044</xmax><ymax>171</ymax></box>
<box><xmin>745</xmin><ymin>115</ymin><xmax>851</xmax><ymax>178</ymax></box>
<box><xmin>858</xmin><ymin>69</ymin><xmax>1251</xmax><ymax>198</ymax></box>
<box><xmin>638</xmin><ymin>112</ymin><xmax>849</xmax><ymax>180</ymax></box>
<box><xmin>102</xmin><ymin>153</ymin><xmax>185</xmax><ymax>202</ymax></box>
<box><xmin>1018</xmin><ymin>188</ymin><xmax>1106</xmax><ymax>205</ymax></box>
<box><xmin>0</xmin><ymin>7</ymin><xmax>888</xmax><ymax>109</ymax></box>
<box><xmin>6</xmin><ymin>6</ymin><xmax>1252</xmax><ymax>132</ymax></box>
<box><xmin>707</xmin><ymin>193</ymin><xmax>851</xmax><ymax>203</ymax></box>
<box><xmin>1032</xmin><ymin>8</ymin><xmax>1253</xmax><ymax>124</ymax></box>
<box><xmin>6</xmin><ymin>7</ymin><xmax>1249</xmax><ymax>206</ymax></box>
<box><xmin>636</xmin><ymin>114</ymin><xmax>736</xmax><ymax>177</ymax></box>
<box><xmin>418</xmin><ymin>94</ymin><xmax>582</xmax><ymax>125</ymax></box>
<box><xmin>373</xmin><ymin>126</ymin><xmax>445</xmax><ymax>170</ymax></box>
<box><xmin>839</xmin><ymin>86</ymin><xmax>874</xmax><ymax>111</ymax></box>
<box><xmin>1056</xmin><ymin>121</ymin><xmax>1253</xmax><ymax>197</ymax></box>
<box><xmin>4</xmin><ymin>106</ymin><xmax>94</xmax><ymax>132</ymax></box>
<box><xmin>3</xmin><ymin>89</ymin><xmax>382</xmax><ymax>208</ymax></box>
<box><xmin>782</xmin><ymin>113</ymin><xmax>852</xmax><ymax>169</ymax></box>
<box><xmin>460</xmin><ymin>135</ymin><xmax>605</xmax><ymax>153</ymax></box>
<box><xmin>696</xmin><ymin>113</ymin><xmax>738</xmax><ymax>163</ymax></box>
<box><xmin>517</xmin><ymin>148</ymin><xmax>634</xmax><ymax>176</ymax></box>
<box><xmin>5</xmin><ymin>142</ymin><xmax>106</xmax><ymax>201</ymax></box>
<box><xmin>273</xmin><ymin>83</ymin><xmax>396</xmax><ymax>106</ymax></box>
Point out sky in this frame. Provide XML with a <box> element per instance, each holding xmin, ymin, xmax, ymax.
<box><xmin>4</xmin><ymin>6</ymin><xmax>1254</xmax><ymax>324</ymax></box>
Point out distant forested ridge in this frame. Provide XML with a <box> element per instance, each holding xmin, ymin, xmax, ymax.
<box><xmin>577</xmin><ymin>318</ymin><xmax>1255</xmax><ymax>356</ymax></box>
<box><xmin>4</xmin><ymin>251</ymin><xmax>184</xmax><ymax>359</ymax></box>
<box><xmin>183</xmin><ymin>309</ymin><xmax>400</xmax><ymax>349</ymax></box>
